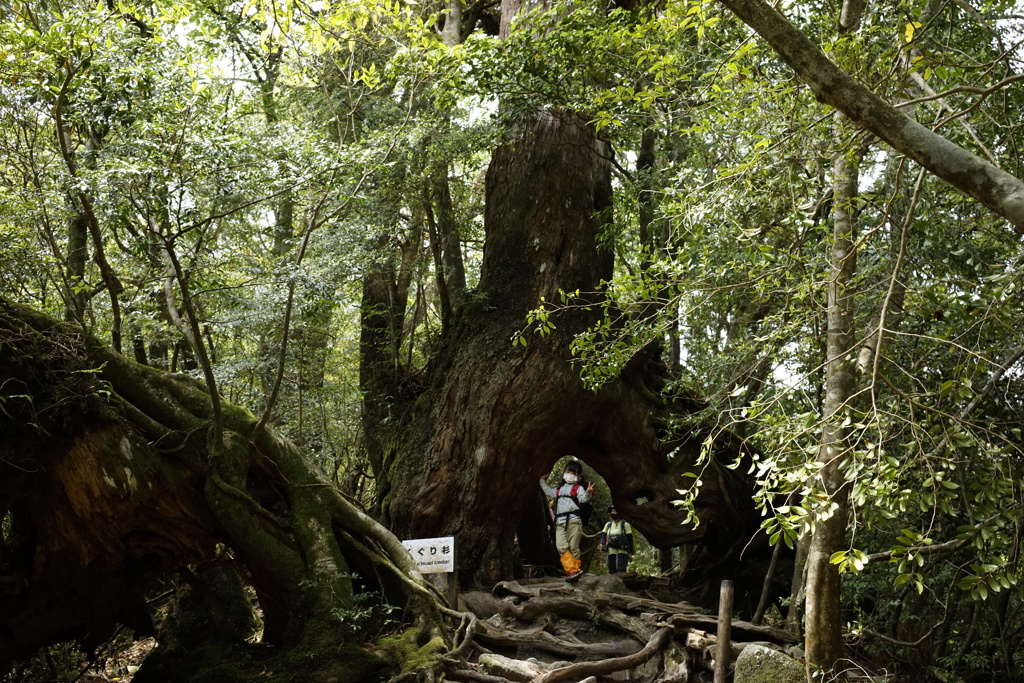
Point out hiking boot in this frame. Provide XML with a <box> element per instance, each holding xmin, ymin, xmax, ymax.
<box><xmin>566</xmin><ymin>570</ymin><xmax>583</xmax><ymax>582</ymax></box>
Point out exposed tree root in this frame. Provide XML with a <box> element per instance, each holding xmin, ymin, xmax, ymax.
<box><xmin>440</xmin><ymin>576</ymin><xmax>799</xmax><ymax>683</ymax></box>
<box><xmin>534</xmin><ymin>626</ymin><xmax>674</xmax><ymax>683</ymax></box>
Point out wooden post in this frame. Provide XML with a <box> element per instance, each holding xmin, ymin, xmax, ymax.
<box><xmin>714</xmin><ymin>579</ymin><xmax>734</xmax><ymax>683</ymax></box>
<box><xmin>447</xmin><ymin>543</ymin><xmax>459</xmax><ymax>608</ymax></box>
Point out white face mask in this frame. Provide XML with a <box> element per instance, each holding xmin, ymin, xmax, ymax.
<box><xmin>563</xmin><ymin>473</ymin><xmax>578</xmax><ymax>484</ymax></box>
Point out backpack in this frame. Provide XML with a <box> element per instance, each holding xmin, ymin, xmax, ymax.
<box><xmin>606</xmin><ymin>520</ymin><xmax>630</xmax><ymax>549</ymax></box>
<box><xmin>555</xmin><ymin>483</ymin><xmax>593</xmax><ymax>526</ymax></box>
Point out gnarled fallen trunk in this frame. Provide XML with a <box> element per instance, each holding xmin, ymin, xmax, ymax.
<box><xmin>0</xmin><ymin>300</ymin><xmax>450</xmax><ymax>680</ymax></box>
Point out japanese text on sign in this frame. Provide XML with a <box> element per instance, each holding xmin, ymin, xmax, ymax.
<box><xmin>402</xmin><ymin>536</ymin><xmax>455</xmax><ymax>574</ymax></box>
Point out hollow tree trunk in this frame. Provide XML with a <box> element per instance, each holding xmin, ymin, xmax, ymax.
<box><xmin>382</xmin><ymin>109</ymin><xmax>763</xmax><ymax>588</ymax></box>
<box><xmin>365</xmin><ymin>0</ymin><xmax>766</xmax><ymax>602</ymax></box>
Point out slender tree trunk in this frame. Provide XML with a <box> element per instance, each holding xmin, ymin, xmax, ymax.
<box><xmin>659</xmin><ymin>547</ymin><xmax>674</xmax><ymax>573</ymax></box>
<box><xmin>434</xmin><ymin>169</ymin><xmax>468</xmax><ymax>314</ymax></box>
<box><xmin>804</xmin><ymin>135</ymin><xmax>861</xmax><ymax>673</ymax></box>
<box><xmin>637</xmin><ymin>128</ymin><xmax>657</xmax><ymax>266</ymax></box>
<box><xmin>440</xmin><ymin>0</ymin><xmax>462</xmax><ymax>46</ymax></box>
<box><xmin>360</xmin><ymin>254</ymin><xmax>405</xmax><ymax>516</ymax></box>
<box><xmin>65</xmin><ymin>213</ymin><xmax>88</xmax><ymax>320</ymax></box>
<box><xmin>424</xmin><ymin>164</ymin><xmax>468</xmax><ymax>327</ymax></box>
<box><xmin>787</xmin><ymin>535</ymin><xmax>808</xmax><ymax>635</ymax></box>
<box><xmin>803</xmin><ymin>2</ymin><xmax>864</xmax><ymax>666</ymax></box>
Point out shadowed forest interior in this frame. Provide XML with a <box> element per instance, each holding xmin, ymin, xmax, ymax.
<box><xmin>3</xmin><ymin>0</ymin><xmax>1024</xmax><ymax>680</ymax></box>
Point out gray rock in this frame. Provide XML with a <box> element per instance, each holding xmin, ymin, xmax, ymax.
<box><xmin>477</xmin><ymin>653</ymin><xmax>542</xmax><ymax>681</ymax></box>
<box><xmin>733</xmin><ymin>644</ymin><xmax>805</xmax><ymax>683</ymax></box>
<box><xmin>576</xmin><ymin>572</ymin><xmax>631</xmax><ymax>594</ymax></box>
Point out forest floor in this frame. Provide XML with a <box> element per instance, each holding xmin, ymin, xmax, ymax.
<box><xmin>65</xmin><ymin>572</ymin><xmax>799</xmax><ymax>683</ymax></box>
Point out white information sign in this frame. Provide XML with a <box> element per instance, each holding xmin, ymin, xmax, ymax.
<box><xmin>402</xmin><ymin>536</ymin><xmax>455</xmax><ymax>574</ymax></box>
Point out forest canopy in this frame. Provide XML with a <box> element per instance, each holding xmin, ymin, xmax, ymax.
<box><xmin>3</xmin><ymin>0</ymin><xmax>1024</xmax><ymax>680</ymax></box>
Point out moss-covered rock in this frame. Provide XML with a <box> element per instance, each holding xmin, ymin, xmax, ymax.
<box><xmin>269</xmin><ymin>642</ymin><xmax>393</xmax><ymax>682</ymax></box>
<box><xmin>376</xmin><ymin>626</ymin><xmax>448</xmax><ymax>676</ymax></box>
<box><xmin>734</xmin><ymin>644</ymin><xmax>804</xmax><ymax>683</ymax></box>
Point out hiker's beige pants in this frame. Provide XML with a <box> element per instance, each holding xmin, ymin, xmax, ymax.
<box><xmin>555</xmin><ymin>517</ymin><xmax>583</xmax><ymax>573</ymax></box>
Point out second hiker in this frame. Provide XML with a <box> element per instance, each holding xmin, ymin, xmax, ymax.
<box><xmin>599</xmin><ymin>505</ymin><xmax>635</xmax><ymax>574</ymax></box>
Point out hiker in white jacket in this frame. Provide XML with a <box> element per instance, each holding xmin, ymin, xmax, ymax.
<box><xmin>540</xmin><ymin>459</ymin><xmax>593</xmax><ymax>580</ymax></box>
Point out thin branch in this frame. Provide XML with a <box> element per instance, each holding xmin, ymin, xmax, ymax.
<box><xmin>158</xmin><ymin>234</ymin><xmax>224</xmax><ymax>446</ymax></box>
<box><xmin>867</xmin><ymin>167</ymin><xmax>922</xmax><ymax>404</ymax></box>
<box><xmin>896</xmin><ymin>72</ymin><xmax>1024</xmax><ymax>115</ymax></box>
<box><xmin>254</xmin><ymin>163</ymin><xmax>375</xmax><ymax>432</ymax></box>
<box><xmin>864</xmin><ymin>513</ymin><xmax>1001</xmax><ymax>564</ymax></box>
<box><xmin>907</xmin><ymin>72</ymin><xmax>1000</xmax><ymax>166</ymax></box>
<box><xmin>717</xmin><ymin>0</ymin><xmax>1024</xmax><ymax>229</ymax></box>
